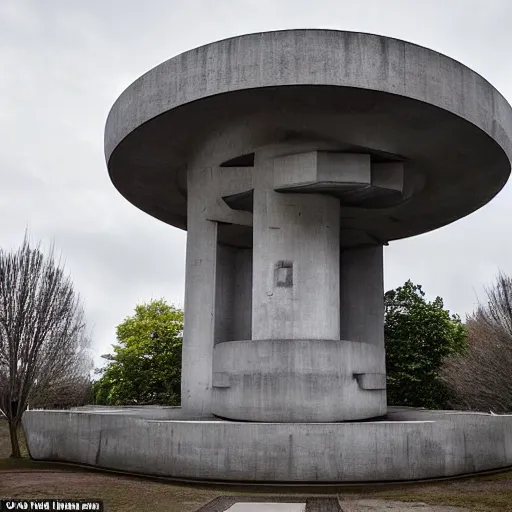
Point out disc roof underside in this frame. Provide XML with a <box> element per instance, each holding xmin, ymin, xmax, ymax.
<box><xmin>105</xmin><ymin>30</ymin><xmax>512</xmax><ymax>243</ymax></box>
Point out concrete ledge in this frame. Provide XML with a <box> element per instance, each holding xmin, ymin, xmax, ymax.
<box><xmin>273</xmin><ymin>152</ymin><xmax>404</xmax><ymax>209</ymax></box>
<box><xmin>212</xmin><ymin>340</ymin><xmax>386</xmax><ymax>422</ymax></box>
<box><xmin>22</xmin><ymin>409</ymin><xmax>512</xmax><ymax>482</ymax></box>
<box><xmin>273</xmin><ymin>152</ymin><xmax>371</xmax><ymax>190</ymax></box>
<box><xmin>69</xmin><ymin>405</ymin><xmax>213</xmax><ymax>420</ymax></box>
<box><xmin>355</xmin><ymin>373</ymin><xmax>387</xmax><ymax>390</ymax></box>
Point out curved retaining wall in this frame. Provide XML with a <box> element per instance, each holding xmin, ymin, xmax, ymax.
<box><xmin>22</xmin><ymin>410</ymin><xmax>512</xmax><ymax>482</ymax></box>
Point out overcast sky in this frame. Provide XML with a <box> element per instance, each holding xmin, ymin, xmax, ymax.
<box><xmin>1</xmin><ymin>0</ymin><xmax>511</xmax><ymax>367</ymax></box>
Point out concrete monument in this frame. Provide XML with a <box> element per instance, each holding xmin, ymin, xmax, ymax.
<box><xmin>23</xmin><ymin>30</ymin><xmax>512</xmax><ymax>482</ymax></box>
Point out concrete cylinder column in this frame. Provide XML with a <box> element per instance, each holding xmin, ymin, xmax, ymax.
<box><xmin>209</xmin><ymin>151</ymin><xmax>388</xmax><ymax>421</ymax></box>
<box><xmin>251</xmin><ymin>171</ymin><xmax>341</xmax><ymax>341</ymax></box>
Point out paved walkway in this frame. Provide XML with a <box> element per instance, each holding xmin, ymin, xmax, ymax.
<box><xmin>197</xmin><ymin>496</ymin><xmax>469</xmax><ymax>511</ymax></box>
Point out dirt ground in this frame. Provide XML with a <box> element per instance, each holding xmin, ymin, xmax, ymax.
<box><xmin>1</xmin><ymin>470</ymin><xmax>219</xmax><ymax>512</ymax></box>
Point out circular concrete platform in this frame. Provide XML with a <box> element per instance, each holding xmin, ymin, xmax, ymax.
<box><xmin>22</xmin><ymin>408</ymin><xmax>512</xmax><ymax>483</ymax></box>
<box><xmin>105</xmin><ymin>29</ymin><xmax>512</xmax><ymax>243</ymax></box>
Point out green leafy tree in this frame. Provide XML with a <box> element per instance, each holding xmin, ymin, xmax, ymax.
<box><xmin>94</xmin><ymin>299</ymin><xmax>183</xmax><ymax>406</ymax></box>
<box><xmin>385</xmin><ymin>280</ymin><xmax>467</xmax><ymax>409</ymax></box>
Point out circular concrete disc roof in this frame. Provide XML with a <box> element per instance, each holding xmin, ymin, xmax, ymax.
<box><xmin>105</xmin><ymin>29</ymin><xmax>512</xmax><ymax>242</ymax></box>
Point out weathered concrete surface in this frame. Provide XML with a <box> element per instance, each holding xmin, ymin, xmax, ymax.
<box><xmin>215</xmin><ymin>245</ymin><xmax>252</xmax><ymax>344</ymax></box>
<box><xmin>252</xmin><ymin>178</ymin><xmax>340</xmax><ymax>341</ymax></box>
<box><xmin>102</xmin><ymin>30</ymin><xmax>512</xmax><ymax>423</ymax></box>
<box><xmin>22</xmin><ymin>410</ymin><xmax>512</xmax><ymax>482</ymax></box>
<box><xmin>104</xmin><ymin>31</ymin><xmax>512</xmax><ymax>422</ymax></box>
<box><xmin>182</xmin><ymin>138</ymin><xmax>393</xmax><ymax>420</ymax></box>
<box><xmin>69</xmin><ymin>405</ymin><xmax>213</xmax><ymax>420</ymax></box>
<box><xmin>105</xmin><ymin>29</ymin><xmax>512</xmax><ymax>242</ymax></box>
<box><xmin>93</xmin><ymin>29</ymin><xmax>512</xmax><ymax>479</ymax></box>
<box><xmin>340</xmin><ymin>245</ymin><xmax>384</xmax><ymax>349</ymax></box>
<box><xmin>211</xmin><ymin>340</ymin><xmax>386</xmax><ymax>422</ymax></box>
<box><xmin>181</xmin><ymin>166</ymin><xmax>218</xmax><ymax>418</ymax></box>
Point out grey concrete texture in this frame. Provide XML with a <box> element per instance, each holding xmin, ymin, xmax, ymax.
<box><xmin>69</xmin><ymin>405</ymin><xmax>213</xmax><ymax>420</ymax></box>
<box><xmin>105</xmin><ymin>32</ymin><xmax>512</xmax><ymax>423</ymax></box>
<box><xmin>211</xmin><ymin>340</ymin><xmax>386</xmax><ymax>422</ymax></box>
<box><xmin>251</xmin><ymin>171</ymin><xmax>340</xmax><ymax>341</ymax></box>
<box><xmin>215</xmin><ymin>245</ymin><xmax>252</xmax><ymax>344</ymax></box>
<box><xmin>105</xmin><ymin>29</ymin><xmax>512</xmax><ymax>242</ymax></box>
<box><xmin>339</xmin><ymin>245</ymin><xmax>384</xmax><ymax>348</ymax></box>
<box><xmin>22</xmin><ymin>409</ymin><xmax>512</xmax><ymax>482</ymax></box>
<box><xmin>180</xmin><ymin>138</ymin><xmax>388</xmax><ymax>419</ymax></box>
<box><xmin>273</xmin><ymin>152</ymin><xmax>404</xmax><ymax>209</ymax></box>
<box><xmin>74</xmin><ymin>29</ymin><xmax>512</xmax><ymax>482</ymax></box>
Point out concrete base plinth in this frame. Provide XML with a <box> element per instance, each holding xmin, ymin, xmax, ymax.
<box><xmin>212</xmin><ymin>339</ymin><xmax>386</xmax><ymax>422</ymax></box>
<box><xmin>22</xmin><ymin>408</ymin><xmax>512</xmax><ymax>483</ymax></box>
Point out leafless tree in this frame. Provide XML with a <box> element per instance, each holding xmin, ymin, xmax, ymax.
<box><xmin>0</xmin><ymin>235</ymin><xmax>91</xmax><ymax>457</ymax></box>
<box><xmin>441</xmin><ymin>273</ymin><xmax>512</xmax><ymax>413</ymax></box>
<box><xmin>29</xmin><ymin>375</ymin><xmax>93</xmax><ymax>410</ymax></box>
<box><xmin>480</xmin><ymin>272</ymin><xmax>512</xmax><ymax>338</ymax></box>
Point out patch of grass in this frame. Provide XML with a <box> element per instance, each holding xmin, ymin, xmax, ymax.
<box><xmin>0</xmin><ymin>417</ymin><xmax>28</xmax><ymax>458</ymax></box>
<box><xmin>0</xmin><ymin>458</ymin><xmax>83</xmax><ymax>471</ymax></box>
<box><xmin>367</xmin><ymin>487</ymin><xmax>512</xmax><ymax>512</ymax></box>
<box><xmin>478</xmin><ymin>471</ymin><xmax>512</xmax><ymax>481</ymax></box>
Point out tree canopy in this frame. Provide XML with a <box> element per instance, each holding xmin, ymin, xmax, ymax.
<box><xmin>385</xmin><ymin>280</ymin><xmax>467</xmax><ymax>409</ymax></box>
<box><xmin>94</xmin><ymin>299</ymin><xmax>183</xmax><ymax>406</ymax></box>
<box><xmin>94</xmin><ymin>282</ymin><xmax>472</xmax><ymax>411</ymax></box>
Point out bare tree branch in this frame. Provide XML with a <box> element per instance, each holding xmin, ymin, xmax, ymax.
<box><xmin>0</xmin><ymin>234</ymin><xmax>91</xmax><ymax>457</ymax></box>
<box><xmin>441</xmin><ymin>273</ymin><xmax>512</xmax><ymax>413</ymax></box>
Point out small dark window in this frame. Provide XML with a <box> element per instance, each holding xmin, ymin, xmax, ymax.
<box><xmin>220</xmin><ymin>153</ymin><xmax>255</xmax><ymax>167</ymax></box>
<box><xmin>275</xmin><ymin>260</ymin><xmax>293</xmax><ymax>288</ymax></box>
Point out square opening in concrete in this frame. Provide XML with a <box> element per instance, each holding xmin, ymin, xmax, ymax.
<box><xmin>214</xmin><ymin>225</ymin><xmax>253</xmax><ymax>344</ymax></box>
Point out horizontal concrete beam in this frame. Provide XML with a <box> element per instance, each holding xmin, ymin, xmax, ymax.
<box><xmin>272</xmin><ymin>152</ymin><xmax>405</xmax><ymax>209</ymax></box>
<box><xmin>273</xmin><ymin>152</ymin><xmax>371</xmax><ymax>191</ymax></box>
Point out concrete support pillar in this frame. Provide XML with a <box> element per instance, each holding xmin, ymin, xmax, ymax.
<box><xmin>252</xmin><ymin>187</ymin><xmax>340</xmax><ymax>340</ymax></box>
<box><xmin>212</xmin><ymin>155</ymin><xmax>386</xmax><ymax>422</ymax></box>
<box><xmin>181</xmin><ymin>167</ymin><xmax>217</xmax><ymax>418</ymax></box>
<box><xmin>340</xmin><ymin>244</ymin><xmax>384</xmax><ymax>350</ymax></box>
